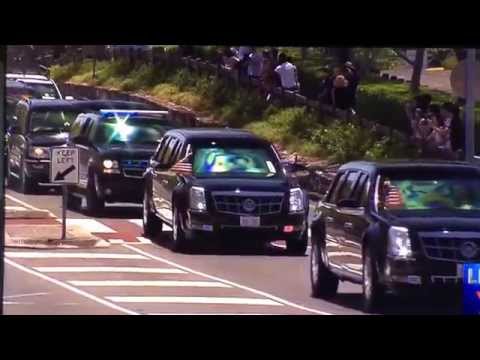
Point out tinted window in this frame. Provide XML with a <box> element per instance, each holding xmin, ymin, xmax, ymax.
<box><xmin>351</xmin><ymin>173</ymin><xmax>367</xmax><ymax>203</ymax></box>
<box><xmin>157</xmin><ymin>136</ymin><xmax>172</xmax><ymax>165</ymax></box>
<box><xmin>29</xmin><ymin>110</ymin><xmax>77</xmax><ymax>133</ymax></box>
<box><xmin>160</xmin><ymin>137</ymin><xmax>179</xmax><ymax>167</ymax></box>
<box><xmin>337</xmin><ymin>171</ymin><xmax>360</xmax><ymax>203</ymax></box>
<box><xmin>360</xmin><ymin>178</ymin><xmax>371</xmax><ymax>207</ymax></box>
<box><xmin>327</xmin><ymin>172</ymin><xmax>347</xmax><ymax>204</ymax></box>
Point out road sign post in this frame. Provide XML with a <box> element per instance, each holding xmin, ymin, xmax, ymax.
<box><xmin>50</xmin><ymin>147</ymin><xmax>79</xmax><ymax>241</ymax></box>
<box><xmin>1</xmin><ymin>45</ymin><xmax>6</xmax><ymax>315</ymax></box>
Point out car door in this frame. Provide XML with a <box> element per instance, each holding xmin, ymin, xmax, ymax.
<box><xmin>322</xmin><ymin>171</ymin><xmax>348</xmax><ymax>271</ymax></box>
<box><xmin>76</xmin><ymin>117</ymin><xmax>94</xmax><ymax>191</ymax></box>
<box><xmin>340</xmin><ymin>172</ymin><xmax>370</xmax><ymax>280</ymax></box>
<box><xmin>330</xmin><ymin>170</ymin><xmax>360</xmax><ymax>272</ymax></box>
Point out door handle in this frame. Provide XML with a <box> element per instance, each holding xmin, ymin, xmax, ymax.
<box><xmin>162</xmin><ymin>179</ymin><xmax>169</xmax><ymax>185</ymax></box>
<box><xmin>344</xmin><ymin>222</ymin><xmax>353</xmax><ymax>229</ymax></box>
<box><xmin>326</xmin><ymin>216</ymin><xmax>334</xmax><ymax>223</ymax></box>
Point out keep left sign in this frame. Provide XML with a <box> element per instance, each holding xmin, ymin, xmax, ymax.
<box><xmin>50</xmin><ymin>147</ymin><xmax>79</xmax><ymax>184</ymax></box>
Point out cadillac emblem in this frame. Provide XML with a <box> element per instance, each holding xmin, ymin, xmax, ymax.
<box><xmin>460</xmin><ymin>241</ymin><xmax>479</xmax><ymax>259</ymax></box>
<box><xmin>242</xmin><ymin>198</ymin><xmax>256</xmax><ymax>213</ymax></box>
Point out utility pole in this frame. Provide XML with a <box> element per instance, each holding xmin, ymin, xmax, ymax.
<box><xmin>0</xmin><ymin>45</ymin><xmax>6</xmax><ymax>315</ymax></box>
<box><xmin>465</xmin><ymin>49</ymin><xmax>476</xmax><ymax>162</ymax></box>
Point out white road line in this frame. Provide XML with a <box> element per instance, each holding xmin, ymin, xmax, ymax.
<box><xmin>6</xmin><ymin>206</ymin><xmax>27</xmax><ymax>211</ymax></box>
<box><xmin>56</xmin><ymin>219</ymin><xmax>116</xmax><ymax>233</ymax></box>
<box><xmin>123</xmin><ymin>244</ymin><xmax>332</xmax><ymax>315</ymax></box>
<box><xmin>5</xmin><ymin>194</ymin><xmax>41</xmax><ymax>211</ymax></box>
<box><xmin>106</xmin><ymin>296</ymin><xmax>283</xmax><ymax>306</ymax></box>
<box><xmin>4</xmin><ymin>292</ymin><xmax>49</xmax><ymax>299</ymax></box>
<box><xmin>148</xmin><ymin>313</ymin><xmax>277</xmax><ymax>315</ymax></box>
<box><xmin>6</xmin><ymin>252</ymin><xmax>148</xmax><ymax>260</ymax></box>
<box><xmin>136</xmin><ymin>237</ymin><xmax>152</xmax><ymax>244</ymax></box>
<box><xmin>5</xmin><ymin>259</ymin><xmax>138</xmax><ymax>315</ymax></box>
<box><xmin>3</xmin><ymin>301</ymin><xmax>35</xmax><ymax>305</ymax></box>
<box><xmin>69</xmin><ymin>280</ymin><xmax>231</xmax><ymax>288</ymax></box>
<box><xmin>108</xmin><ymin>239</ymin><xmax>125</xmax><ymax>245</ymax></box>
<box><xmin>33</xmin><ymin>267</ymin><xmax>186</xmax><ymax>274</ymax></box>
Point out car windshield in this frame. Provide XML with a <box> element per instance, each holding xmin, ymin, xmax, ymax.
<box><xmin>23</xmin><ymin>83</ymin><xmax>60</xmax><ymax>99</ymax></box>
<box><xmin>193</xmin><ymin>146</ymin><xmax>280</xmax><ymax>178</ymax></box>
<box><xmin>377</xmin><ymin>173</ymin><xmax>480</xmax><ymax>213</ymax></box>
<box><xmin>93</xmin><ymin>116</ymin><xmax>173</xmax><ymax>145</ymax></box>
<box><xmin>29</xmin><ymin>110</ymin><xmax>79</xmax><ymax>133</ymax></box>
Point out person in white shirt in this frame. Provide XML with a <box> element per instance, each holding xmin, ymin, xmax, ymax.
<box><xmin>274</xmin><ymin>53</ymin><xmax>300</xmax><ymax>91</ymax></box>
<box><xmin>248</xmin><ymin>47</ymin><xmax>263</xmax><ymax>79</ymax></box>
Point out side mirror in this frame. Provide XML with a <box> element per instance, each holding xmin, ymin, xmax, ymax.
<box><xmin>337</xmin><ymin>199</ymin><xmax>361</xmax><ymax>209</ymax></box>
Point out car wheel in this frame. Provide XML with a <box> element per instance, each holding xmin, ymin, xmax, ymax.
<box><xmin>85</xmin><ymin>171</ymin><xmax>104</xmax><ymax>215</ymax></box>
<box><xmin>286</xmin><ymin>229</ymin><xmax>308</xmax><ymax>255</ymax></box>
<box><xmin>143</xmin><ymin>189</ymin><xmax>163</xmax><ymax>238</ymax></box>
<box><xmin>362</xmin><ymin>246</ymin><xmax>385</xmax><ymax>314</ymax></box>
<box><xmin>67</xmin><ymin>192</ymin><xmax>82</xmax><ymax>210</ymax></box>
<box><xmin>310</xmin><ymin>240</ymin><xmax>339</xmax><ymax>299</ymax></box>
<box><xmin>19</xmin><ymin>161</ymin><xmax>36</xmax><ymax>194</ymax></box>
<box><xmin>171</xmin><ymin>204</ymin><xmax>190</xmax><ymax>253</ymax></box>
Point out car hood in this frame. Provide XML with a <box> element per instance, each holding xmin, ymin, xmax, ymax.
<box><xmin>27</xmin><ymin>132</ymin><xmax>69</xmax><ymax>146</ymax></box>
<box><xmin>192</xmin><ymin>177</ymin><xmax>295</xmax><ymax>193</ymax></box>
<box><xmin>97</xmin><ymin>144</ymin><xmax>157</xmax><ymax>159</ymax></box>
<box><xmin>384</xmin><ymin>211</ymin><xmax>480</xmax><ymax>232</ymax></box>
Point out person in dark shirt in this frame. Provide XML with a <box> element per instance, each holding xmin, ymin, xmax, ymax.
<box><xmin>331</xmin><ymin>66</ymin><xmax>350</xmax><ymax>111</ymax></box>
<box><xmin>344</xmin><ymin>61</ymin><xmax>359</xmax><ymax>109</ymax></box>
<box><xmin>441</xmin><ymin>102</ymin><xmax>464</xmax><ymax>159</ymax></box>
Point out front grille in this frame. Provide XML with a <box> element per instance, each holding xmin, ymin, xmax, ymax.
<box><xmin>420</xmin><ymin>232</ymin><xmax>480</xmax><ymax>262</ymax></box>
<box><xmin>212</xmin><ymin>191</ymin><xmax>284</xmax><ymax>216</ymax></box>
<box><xmin>121</xmin><ymin>159</ymin><xmax>149</xmax><ymax>179</ymax></box>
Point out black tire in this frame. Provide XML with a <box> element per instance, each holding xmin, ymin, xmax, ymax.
<box><xmin>286</xmin><ymin>230</ymin><xmax>308</xmax><ymax>255</ymax></box>
<box><xmin>85</xmin><ymin>171</ymin><xmax>104</xmax><ymax>215</ymax></box>
<box><xmin>171</xmin><ymin>204</ymin><xmax>190</xmax><ymax>253</ymax></box>
<box><xmin>362</xmin><ymin>246</ymin><xmax>386</xmax><ymax>314</ymax></box>
<box><xmin>143</xmin><ymin>189</ymin><xmax>163</xmax><ymax>238</ymax></box>
<box><xmin>310</xmin><ymin>240</ymin><xmax>339</xmax><ymax>299</ymax></box>
<box><xmin>19</xmin><ymin>162</ymin><xmax>36</xmax><ymax>194</ymax></box>
<box><xmin>67</xmin><ymin>192</ymin><xmax>82</xmax><ymax>210</ymax></box>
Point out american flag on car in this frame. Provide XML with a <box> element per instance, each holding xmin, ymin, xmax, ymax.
<box><xmin>171</xmin><ymin>153</ymin><xmax>193</xmax><ymax>176</ymax></box>
<box><xmin>385</xmin><ymin>184</ymin><xmax>404</xmax><ymax>208</ymax></box>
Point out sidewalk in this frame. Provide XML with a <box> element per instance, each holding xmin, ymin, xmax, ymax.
<box><xmin>5</xmin><ymin>195</ymin><xmax>110</xmax><ymax>249</ymax></box>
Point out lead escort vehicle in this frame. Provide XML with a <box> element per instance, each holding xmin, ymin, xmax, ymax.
<box><xmin>66</xmin><ymin>109</ymin><xmax>182</xmax><ymax>214</ymax></box>
<box><xmin>142</xmin><ymin>129</ymin><xmax>309</xmax><ymax>254</ymax></box>
<box><xmin>310</xmin><ymin>160</ymin><xmax>480</xmax><ymax>313</ymax></box>
<box><xmin>6</xmin><ymin>99</ymin><xmax>161</xmax><ymax>193</ymax></box>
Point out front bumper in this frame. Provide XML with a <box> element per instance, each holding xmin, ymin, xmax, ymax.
<box><xmin>24</xmin><ymin>159</ymin><xmax>57</xmax><ymax>186</ymax></box>
<box><xmin>185</xmin><ymin>209</ymin><xmax>307</xmax><ymax>242</ymax></box>
<box><xmin>97</xmin><ymin>173</ymin><xmax>145</xmax><ymax>203</ymax></box>
<box><xmin>382</xmin><ymin>255</ymin><xmax>466</xmax><ymax>295</ymax></box>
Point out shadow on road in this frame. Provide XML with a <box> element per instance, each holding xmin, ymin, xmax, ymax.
<box><xmin>329</xmin><ymin>292</ymin><xmax>462</xmax><ymax>315</ymax></box>
<box><xmin>148</xmin><ymin>232</ymin><xmax>308</xmax><ymax>258</ymax></box>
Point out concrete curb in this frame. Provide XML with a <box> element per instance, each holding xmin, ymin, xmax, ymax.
<box><xmin>5</xmin><ymin>207</ymin><xmax>55</xmax><ymax>220</ymax></box>
<box><xmin>5</xmin><ymin>237</ymin><xmax>111</xmax><ymax>250</ymax></box>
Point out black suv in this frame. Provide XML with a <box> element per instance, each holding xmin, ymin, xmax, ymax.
<box><xmin>67</xmin><ymin>109</ymin><xmax>181</xmax><ymax>213</ymax></box>
<box><xmin>142</xmin><ymin>129</ymin><xmax>309</xmax><ymax>254</ymax></box>
<box><xmin>310</xmin><ymin>160</ymin><xmax>480</xmax><ymax>312</ymax></box>
<box><xmin>6</xmin><ymin>99</ymin><xmax>160</xmax><ymax>193</ymax></box>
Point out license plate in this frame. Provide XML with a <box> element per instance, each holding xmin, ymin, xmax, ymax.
<box><xmin>240</xmin><ymin>216</ymin><xmax>260</xmax><ymax>228</ymax></box>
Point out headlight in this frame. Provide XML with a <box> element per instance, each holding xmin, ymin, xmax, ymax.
<box><xmin>289</xmin><ymin>188</ymin><xmax>304</xmax><ymax>213</ymax></box>
<box><xmin>102</xmin><ymin>159</ymin><xmax>120</xmax><ymax>174</ymax></box>
<box><xmin>190</xmin><ymin>186</ymin><xmax>207</xmax><ymax>212</ymax></box>
<box><xmin>28</xmin><ymin>146</ymin><xmax>50</xmax><ymax>159</ymax></box>
<box><xmin>388</xmin><ymin>226</ymin><xmax>413</xmax><ymax>258</ymax></box>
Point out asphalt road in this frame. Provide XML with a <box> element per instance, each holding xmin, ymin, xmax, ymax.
<box><xmin>4</xmin><ymin>187</ymin><xmax>461</xmax><ymax>315</ymax></box>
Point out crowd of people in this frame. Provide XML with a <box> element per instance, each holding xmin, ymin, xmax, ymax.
<box><xmin>406</xmin><ymin>94</ymin><xmax>465</xmax><ymax>160</ymax></box>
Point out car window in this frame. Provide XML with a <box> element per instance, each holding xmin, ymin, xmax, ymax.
<box><xmin>360</xmin><ymin>178</ymin><xmax>371</xmax><ymax>207</ymax></box>
<box><xmin>157</xmin><ymin>136</ymin><xmax>172</xmax><ymax>165</ymax></box>
<box><xmin>81</xmin><ymin>118</ymin><xmax>92</xmax><ymax>137</ymax></box>
<box><xmin>327</xmin><ymin>172</ymin><xmax>347</xmax><ymax>204</ymax></box>
<box><xmin>159</xmin><ymin>137</ymin><xmax>178</xmax><ymax>167</ymax></box>
<box><xmin>170</xmin><ymin>140</ymin><xmax>184</xmax><ymax>165</ymax></box>
<box><xmin>351</xmin><ymin>173</ymin><xmax>367</xmax><ymax>203</ymax></box>
<box><xmin>337</xmin><ymin>171</ymin><xmax>360</xmax><ymax>204</ymax></box>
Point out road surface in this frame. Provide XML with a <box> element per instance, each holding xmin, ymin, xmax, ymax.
<box><xmin>4</xmin><ymin>187</ymin><xmax>459</xmax><ymax>315</ymax></box>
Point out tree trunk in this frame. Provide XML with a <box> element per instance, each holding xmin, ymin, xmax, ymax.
<box><xmin>410</xmin><ymin>48</ymin><xmax>425</xmax><ymax>93</ymax></box>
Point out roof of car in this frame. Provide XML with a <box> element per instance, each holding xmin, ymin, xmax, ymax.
<box><xmin>83</xmin><ymin>100</ymin><xmax>162</xmax><ymax>111</ymax></box>
<box><xmin>339</xmin><ymin>160</ymin><xmax>480</xmax><ymax>175</ymax></box>
<box><xmin>19</xmin><ymin>99</ymin><xmax>161</xmax><ymax>111</ymax></box>
<box><xmin>6</xmin><ymin>73</ymin><xmax>49</xmax><ymax>80</ymax></box>
<box><xmin>165</xmin><ymin>128</ymin><xmax>267</xmax><ymax>143</ymax></box>
<box><xmin>16</xmin><ymin>78</ymin><xmax>55</xmax><ymax>85</ymax></box>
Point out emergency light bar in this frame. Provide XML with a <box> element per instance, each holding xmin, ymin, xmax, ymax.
<box><xmin>99</xmin><ymin>109</ymin><xmax>169</xmax><ymax>116</ymax></box>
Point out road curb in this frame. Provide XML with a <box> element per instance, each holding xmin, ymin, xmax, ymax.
<box><xmin>5</xmin><ymin>207</ymin><xmax>55</xmax><ymax>220</ymax></box>
<box><xmin>5</xmin><ymin>237</ymin><xmax>111</xmax><ymax>250</ymax></box>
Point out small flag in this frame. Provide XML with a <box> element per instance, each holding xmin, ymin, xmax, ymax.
<box><xmin>171</xmin><ymin>152</ymin><xmax>193</xmax><ymax>176</ymax></box>
<box><xmin>385</xmin><ymin>185</ymin><xmax>404</xmax><ymax>208</ymax></box>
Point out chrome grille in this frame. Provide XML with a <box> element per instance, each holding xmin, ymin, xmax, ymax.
<box><xmin>212</xmin><ymin>191</ymin><xmax>284</xmax><ymax>216</ymax></box>
<box><xmin>121</xmin><ymin>159</ymin><xmax>149</xmax><ymax>179</ymax></box>
<box><xmin>420</xmin><ymin>231</ymin><xmax>480</xmax><ymax>262</ymax></box>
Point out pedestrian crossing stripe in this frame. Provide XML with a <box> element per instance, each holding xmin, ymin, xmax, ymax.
<box><xmin>68</xmin><ymin>280</ymin><xmax>232</xmax><ymax>288</ymax></box>
<box><xmin>6</xmin><ymin>252</ymin><xmax>148</xmax><ymax>260</ymax></box>
<box><xmin>33</xmin><ymin>267</ymin><xmax>187</xmax><ymax>274</ymax></box>
<box><xmin>105</xmin><ymin>296</ymin><xmax>283</xmax><ymax>306</ymax></box>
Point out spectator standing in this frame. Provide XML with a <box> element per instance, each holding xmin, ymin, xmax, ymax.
<box><xmin>441</xmin><ymin>102</ymin><xmax>464</xmax><ymax>159</ymax></box>
<box><xmin>344</xmin><ymin>62</ymin><xmax>359</xmax><ymax>111</ymax></box>
<box><xmin>237</xmin><ymin>46</ymin><xmax>252</xmax><ymax>80</ymax></box>
<box><xmin>319</xmin><ymin>68</ymin><xmax>335</xmax><ymax>106</ymax></box>
<box><xmin>331</xmin><ymin>66</ymin><xmax>350</xmax><ymax>111</ymax></box>
<box><xmin>222</xmin><ymin>47</ymin><xmax>239</xmax><ymax>71</ymax></box>
<box><xmin>275</xmin><ymin>53</ymin><xmax>300</xmax><ymax>92</ymax></box>
<box><xmin>426</xmin><ymin>107</ymin><xmax>453</xmax><ymax>159</ymax></box>
<box><xmin>260</xmin><ymin>50</ymin><xmax>278</xmax><ymax>101</ymax></box>
<box><xmin>247</xmin><ymin>47</ymin><xmax>263</xmax><ymax>80</ymax></box>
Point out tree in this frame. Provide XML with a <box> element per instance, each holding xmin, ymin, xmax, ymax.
<box><xmin>392</xmin><ymin>48</ymin><xmax>425</xmax><ymax>93</ymax></box>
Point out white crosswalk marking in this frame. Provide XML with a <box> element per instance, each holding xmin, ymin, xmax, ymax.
<box><xmin>33</xmin><ymin>267</ymin><xmax>186</xmax><ymax>274</ymax></box>
<box><xmin>106</xmin><ymin>296</ymin><xmax>283</xmax><ymax>306</ymax></box>
<box><xmin>56</xmin><ymin>219</ymin><xmax>116</xmax><ymax>233</ymax></box>
<box><xmin>68</xmin><ymin>280</ymin><xmax>232</xmax><ymax>288</ymax></box>
<box><xmin>6</xmin><ymin>252</ymin><xmax>148</xmax><ymax>260</ymax></box>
